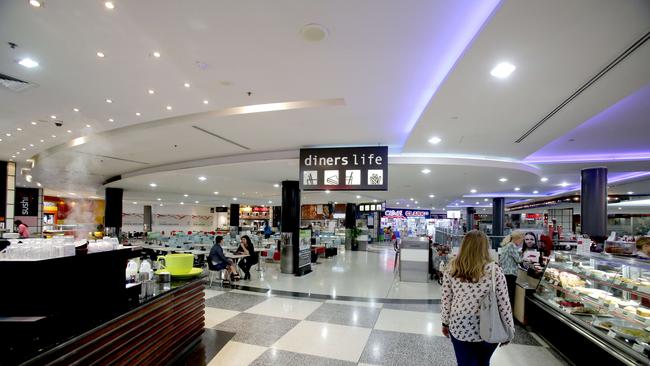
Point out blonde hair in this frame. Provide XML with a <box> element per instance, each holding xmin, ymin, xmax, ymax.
<box><xmin>449</xmin><ymin>230</ymin><xmax>492</xmax><ymax>282</ymax></box>
<box><xmin>637</xmin><ymin>237</ymin><xmax>650</xmax><ymax>250</ymax></box>
<box><xmin>501</xmin><ymin>231</ymin><xmax>524</xmax><ymax>247</ymax></box>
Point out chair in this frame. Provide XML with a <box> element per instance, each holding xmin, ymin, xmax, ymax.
<box><xmin>206</xmin><ymin>261</ymin><xmax>227</xmax><ymax>288</ymax></box>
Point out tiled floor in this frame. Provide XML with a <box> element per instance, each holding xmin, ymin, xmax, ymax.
<box><xmin>200</xmin><ymin>286</ymin><xmax>569</xmax><ymax>366</ymax></box>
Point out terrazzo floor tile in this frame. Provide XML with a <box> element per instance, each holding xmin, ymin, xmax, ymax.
<box><xmin>373</xmin><ymin>308</ymin><xmax>442</xmax><ymax>336</ymax></box>
<box><xmin>511</xmin><ymin>324</ymin><xmax>542</xmax><ymax>346</ymax></box>
<box><xmin>492</xmin><ymin>344</ymin><xmax>569</xmax><ymax>366</ymax></box>
<box><xmin>205</xmin><ymin>291</ymin><xmax>269</xmax><ymax>312</ymax></box>
<box><xmin>249</xmin><ymin>349</ymin><xmax>356</xmax><ymax>366</ymax></box>
<box><xmin>203</xmin><ymin>289</ymin><xmax>225</xmax><ymax>300</ymax></box>
<box><xmin>305</xmin><ymin>303</ymin><xmax>381</xmax><ymax>328</ymax></box>
<box><xmin>272</xmin><ymin>320</ymin><xmax>371</xmax><ymax>362</ymax></box>
<box><xmin>245</xmin><ymin>297</ymin><xmax>323</xmax><ymax>320</ymax></box>
<box><xmin>359</xmin><ymin>330</ymin><xmax>456</xmax><ymax>366</ymax></box>
<box><xmin>204</xmin><ymin>307</ymin><xmax>240</xmax><ymax>328</ymax></box>
<box><xmin>381</xmin><ymin>302</ymin><xmax>440</xmax><ymax>313</ymax></box>
<box><xmin>215</xmin><ymin>313</ymin><xmax>300</xmax><ymax>347</ymax></box>
<box><xmin>325</xmin><ymin>299</ymin><xmax>383</xmax><ymax>308</ymax></box>
<box><xmin>206</xmin><ymin>341</ymin><xmax>268</xmax><ymax>366</ymax></box>
<box><xmin>179</xmin><ymin>329</ymin><xmax>235</xmax><ymax>366</ymax></box>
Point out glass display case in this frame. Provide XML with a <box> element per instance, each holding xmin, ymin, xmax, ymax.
<box><xmin>534</xmin><ymin>251</ymin><xmax>650</xmax><ymax>365</ymax></box>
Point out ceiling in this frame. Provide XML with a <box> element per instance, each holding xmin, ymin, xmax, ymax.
<box><xmin>3</xmin><ymin>0</ymin><xmax>650</xmax><ymax>212</ymax></box>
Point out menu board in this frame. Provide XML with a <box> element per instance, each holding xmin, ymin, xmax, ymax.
<box><xmin>298</xmin><ymin>228</ymin><xmax>312</xmax><ymax>268</ymax></box>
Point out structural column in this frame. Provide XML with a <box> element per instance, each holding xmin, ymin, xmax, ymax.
<box><xmin>466</xmin><ymin>207</ymin><xmax>476</xmax><ymax>231</ymax></box>
<box><xmin>104</xmin><ymin>188</ymin><xmax>123</xmax><ymax>237</ymax></box>
<box><xmin>581</xmin><ymin>167</ymin><xmax>608</xmax><ymax>242</ymax></box>
<box><xmin>345</xmin><ymin>203</ymin><xmax>357</xmax><ymax>250</ymax></box>
<box><xmin>143</xmin><ymin>205</ymin><xmax>152</xmax><ymax>233</ymax></box>
<box><xmin>229</xmin><ymin>203</ymin><xmax>240</xmax><ymax>235</ymax></box>
<box><xmin>280</xmin><ymin>181</ymin><xmax>309</xmax><ymax>275</ymax></box>
<box><xmin>492</xmin><ymin>197</ymin><xmax>505</xmax><ymax>249</ymax></box>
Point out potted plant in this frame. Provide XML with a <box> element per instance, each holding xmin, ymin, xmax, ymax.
<box><xmin>350</xmin><ymin>227</ymin><xmax>362</xmax><ymax>251</ymax></box>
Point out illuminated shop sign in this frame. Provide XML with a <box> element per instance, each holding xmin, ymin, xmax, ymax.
<box><xmin>383</xmin><ymin>208</ymin><xmax>430</xmax><ymax>219</ymax></box>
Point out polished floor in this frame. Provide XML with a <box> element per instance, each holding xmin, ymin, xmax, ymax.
<box><xmin>199</xmin><ymin>288</ymin><xmax>568</xmax><ymax>366</ymax></box>
<box><xmin>238</xmin><ymin>245</ymin><xmax>440</xmax><ymax>300</ymax></box>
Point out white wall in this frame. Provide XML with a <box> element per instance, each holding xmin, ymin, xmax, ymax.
<box><xmin>122</xmin><ymin>203</ymin><xmax>215</xmax><ymax>233</ymax></box>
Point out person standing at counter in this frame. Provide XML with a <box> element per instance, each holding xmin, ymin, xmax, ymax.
<box><xmin>237</xmin><ymin>235</ymin><xmax>258</xmax><ymax>280</ymax></box>
<box><xmin>441</xmin><ymin>230</ymin><xmax>515</xmax><ymax>366</ymax></box>
<box><xmin>14</xmin><ymin>220</ymin><xmax>29</xmax><ymax>239</ymax></box>
<box><xmin>208</xmin><ymin>236</ymin><xmax>239</xmax><ymax>283</ymax></box>
<box><xmin>499</xmin><ymin>231</ymin><xmax>524</xmax><ymax>304</ymax></box>
<box><xmin>636</xmin><ymin>237</ymin><xmax>650</xmax><ymax>258</ymax></box>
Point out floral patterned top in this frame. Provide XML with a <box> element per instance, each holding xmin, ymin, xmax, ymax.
<box><xmin>499</xmin><ymin>242</ymin><xmax>522</xmax><ymax>276</ymax></box>
<box><xmin>441</xmin><ymin>262</ymin><xmax>515</xmax><ymax>342</ymax></box>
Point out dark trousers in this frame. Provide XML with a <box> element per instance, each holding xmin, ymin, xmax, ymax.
<box><xmin>450</xmin><ymin>334</ymin><xmax>499</xmax><ymax>366</ymax></box>
<box><xmin>238</xmin><ymin>257</ymin><xmax>256</xmax><ymax>277</ymax></box>
<box><xmin>505</xmin><ymin>274</ymin><xmax>517</xmax><ymax>306</ymax></box>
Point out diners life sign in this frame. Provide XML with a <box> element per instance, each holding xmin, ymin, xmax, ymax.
<box><xmin>299</xmin><ymin>146</ymin><xmax>388</xmax><ymax>191</ymax></box>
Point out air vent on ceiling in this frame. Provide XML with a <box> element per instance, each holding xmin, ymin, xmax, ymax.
<box><xmin>0</xmin><ymin>73</ymin><xmax>36</xmax><ymax>92</ymax></box>
<box><xmin>515</xmin><ymin>30</ymin><xmax>650</xmax><ymax>143</ymax></box>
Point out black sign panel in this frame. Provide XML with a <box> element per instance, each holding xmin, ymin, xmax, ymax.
<box><xmin>15</xmin><ymin>187</ymin><xmax>39</xmax><ymax>217</ymax></box>
<box><xmin>299</xmin><ymin>146</ymin><xmax>388</xmax><ymax>191</ymax></box>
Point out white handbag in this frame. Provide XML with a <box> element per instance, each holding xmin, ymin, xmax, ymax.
<box><xmin>479</xmin><ymin>264</ymin><xmax>514</xmax><ymax>343</ymax></box>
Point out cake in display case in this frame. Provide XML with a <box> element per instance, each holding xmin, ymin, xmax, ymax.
<box><xmin>532</xmin><ymin>251</ymin><xmax>650</xmax><ymax>365</ymax></box>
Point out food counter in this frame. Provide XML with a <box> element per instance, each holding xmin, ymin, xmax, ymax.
<box><xmin>529</xmin><ymin>251</ymin><xmax>650</xmax><ymax>365</ymax></box>
<box><xmin>0</xmin><ymin>248</ymin><xmax>205</xmax><ymax>365</ymax></box>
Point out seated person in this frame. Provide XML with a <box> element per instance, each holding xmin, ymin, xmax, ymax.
<box><xmin>236</xmin><ymin>235</ymin><xmax>258</xmax><ymax>280</ymax></box>
<box><xmin>208</xmin><ymin>236</ymin><xmax>240</xmax><ymax>282</ymax></box>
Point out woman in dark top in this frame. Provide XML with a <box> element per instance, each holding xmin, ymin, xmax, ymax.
<box><xmin>237</xmin><ymin>235</ymin><xmax>258</xmax><ymax>280</ymax></box>
<box><xmin>208</xmin><ymin>236</ymin><xmax>239</xmax><ymax>282</ymax></box>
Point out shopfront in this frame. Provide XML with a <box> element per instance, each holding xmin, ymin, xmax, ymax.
<box><xmin>381</xmin><ymin>208</ymin><xmax>431</xmax><ymax>237</ymax></box>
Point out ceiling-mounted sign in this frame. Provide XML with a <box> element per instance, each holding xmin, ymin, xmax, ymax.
<box><xmin>15</xmin><ymin>187</ymin><xmax>39</xmax><ymax>217</ymax></box>
<box><xmin>300</xmin><ymin>146</ymin><xmax>388</xmax><ymax>191</ymax></box>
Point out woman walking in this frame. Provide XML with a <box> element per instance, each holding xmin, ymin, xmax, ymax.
<box><xmin>441</xmin><ymin>230</ymin><xmax>515</xmax><ymax>366</ymax></box>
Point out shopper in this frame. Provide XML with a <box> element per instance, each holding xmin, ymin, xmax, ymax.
<box><xmin>441</xmin><ymin>230</ymin><xmax>515</xmax><ymax>366</ymax></box>
<box><xmin>263</xmin><ymin>221</ymin><xmax>273</xmax><ymax>239</ymax></box>
<box><xmin>523</xmin><ymin>232</ymin><xmax>539</xmax><ymax>252</ymax></box>
<box><xmin>208</xmin><ymin>236</ymin><xmax>239</xmax><ymax>283</ymax></box>
<box><xmin>237</xmin><ymin>235</ymin><xmax>258</xmax><ymax>280</ymax></box>
<box><xmin>499</xmin><ymin>231</ymin><xmax>524</xmax><ymax>304</ymax></box>
<box><xmin>636</xmin><ymin>237</ymin><xmax>650</xmax><ymax>258</ymax></box>
<box><xmin>14</xmin><ymin>220</ymin><xmax>29</xmax><ymax>239</ymax></box>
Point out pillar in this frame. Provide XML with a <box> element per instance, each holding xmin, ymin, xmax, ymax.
<box><xmin>104</xmin><ymin>187</ymin><xmax>123</xmax><ymax>237</ymax></box>
<box><xmin>229</xmin><ymin>203</ymin><xmax>240</xmax><ymax>235</ymax></box>
<box><xmin>143</xmin><ymin>205</ymin><xmax>152</xmax><ymax>232</ymax></box>
<box><xmin>345</xmin><ymin>203</ymin><xmax>357</xmax><ymax>250</ymax></box>
<box><xmin>272</xmin><ymin>205</ymin><xmax>281</xmax><ymax>228</ymax></box>
<box><xmin>280</xmin><ymin>181</ymin><xmax>309</xmax><ymax>275</ymax></box>
<box><xmin>581</xmin><ymin>167</ymin><xmax>608</xmax><ymax>242</ymax></box>
<box><xmin>492</xmin><ymin>197</ymin><xmax>505</xmax><ymax>249</ymax></box>
<box><xmin>466</xmin><ymin>207</ymin><xmax>476</xmax><ymax>231</ymax></box>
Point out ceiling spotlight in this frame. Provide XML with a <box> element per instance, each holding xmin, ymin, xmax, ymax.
<box><xmin>410</xmin><ymin>198</ymin><xmax>414</xmax><ymax>201</ymax></box>
<box><xmin>460</xmin><ymin>200</ymin><xmax>465</xmax><ymax>203</ymax></box>
<box><xmin>51</xmin><ymin>134</ymin><xmax>56</xmax><ymax>138</ymax></box>
<box><xmin>21</xmin><ymin>147</ymin><xmax>26</xmax><ymax>151</ymax></box>
<box><xmin>16</xmin><ymin>128</ymin><xmax>23</xmax><ymax>131</ymax></box>
<box><xmin>73</xmin><ymin>108</ymin><xmax>80</xmax><ymax>112</ymax></box>
<box><xmin>628</xmin><ymin>191</ymin><xmax>634</xmax><ymax>195</ymax></box>
<box><xmin>429</xmin><ymin>194</ymin><xmax>435</xmax><ymax>198</ymax></box>
<box><xmin>373</xmin><ymin>199</ymin><xmax>378</xmax><ymax>202</ymax></box>
<box><xmin>396</xmin><ymin>202</ymin><xmax>400</xmax><ymax>205</ymax></box>
<box><xmin>414</xmin><ymin>201</ymin><xmax>418</xmax><ymax>204</ymax></box>
<box><xmin>490</xmin><ymin>62</ymin><xmax>516</xmax><ymax>79</ymax></box>
<box><xmin>273</xmin><ymin>183</ymin><xmax>280</xmax><ymax>188</ymax></box>
<box><xmin>166</xmin><ymin>105</ymin><xmax>172</xmax><ymax>110</ymax></box>
<box><xmin>104</xmin><ymin>1</ymin><xmax>114</xmax><ymax>9</ymax></box>
<box><xmin>194</xmin><ymin>201</ymin><xmax>199</xmax><ymax>204</ymax></box>
<box><xmin>533</xmin><ymin>190</ymin><xmax>539</xmax><ymax>194</ymax></box>
<box><xmin>268</xmin><ymin>201</ymin><xmax>273</xmax><ymax>204</ymax></box>
<box><xmin>356</xmin><ymin>195</ymin><xmax>361</xmax><ymax>199</ymax></box>
<box><xmin>135</xmin><ymin>112</ymin><xmax>141</xmax><ymax>116</ymax></box>
<box><xmin>618</xmin><ymin>207</ymin><xmax>622</xmax><ymax>210</ymax></box>
<box><xmin>540</xmin><ymin>177</ymin><xmax>549</xmax><ymax>182</ymax></box>
<box><xmin>31</xmin><ymin>121</ymin><xmax>37</xmax><ymax>125</ymax></box>
<box><xmin>149</xmin><ymin>183</ymin><xmax>157</xmax><ymax>187</ymax></box>
<box><xmin>184</xmin><ymin>83</ymin><xmax>190</xmax><ymax>88</ymax></box>
<box><xmin>18</xmin><ymin>58</ymin><xmax>39</xmax><ymax>68</ymax></box>
<box><xmin>470</xmin><ymin>189</ymin><xmax>477</xmax><ymax>193</ymax></box>
<box><xmin>108</xmin><ymin>118</ymin><xmax>114</xmax><ymax>122</ymax></box>
<box><xmin>5</xmin><ymin>133</ymin><xmax>11</xmax><ymax>137</ymax></box>
<box><xmin>499</xmin><ymin>178</ymin><xmax>508</xmax><ymax>182</ymax></box>
<box><xmin>157</xmin><ymin>198</ymin><xmax>161</xmax><ymax>201</ymax></box>
<box><xmin>484</xmin><ymin>198</ymin><xmax>488</xmax><ymax>202</ymax></box>
<box><xmin>203</xmin><ymin>100</ymin><xmax>209</xmax><ymax>104</ymax></box>
<box><xmin>476</xmin><ymin>202</ymin><xmax>479</xmax><ymax>205</ymax></box>
<box><xmin>66</xmin><ymin>130</ymin><xmax>72</xmax><ymax>133</ymax></box>
<box><xmin>29</xmin><ymin>144</ymin><xmax>34</xmax><ymax>147</ymax></box>
<box><xmin>86</xmin><ymin>124</ymin><xmax>91</xmax><ymax>128</ymax></box>
<box><xmin>183</xmin><ymin>194</ymin><xmax>188</xmax><ymax>197</ymax></box>
<box><xmin>421</xmin><ymin>168</ymin><xmax>431</xmax><ymax>174</ymax></box>
<box><xmin>325</xmin><ymin>190</ymin><xmax>331</xmax><ymax>194</ymax></box>
<box><xmin>29</xmin><ymin>0</ymin><xmax>42</xmax><ymax>7</ymax></box>
<box><xmin>50</xmin><ymin>115</ymin><xmax>56</xmax><ymax>119</ymax></box>
<box><xmin>233</xmin><ymin>197</ymin><xmax>238</xmax><ymax>201</ymax></box>
<box><xmin>180</xmin><ymin>201</ymin><xmax>184</xmax><ymax>205</ymax></box>
<box><xmin>132</xmin><ymin>201</ymin><xmax>137</xmax><ymax>205</ymax></box>
<box><xmin>148</xmin><ymin>89</ymin><xmax>155</xmax><ymax>94</ymax></box>
<box><xmin>153</xmin><ymin>51</ymin><xmax>161</xmax><ymax>58</ymax></box>
<box><xmin>198</xmin><ymin>176</ymin><xmax>207</xmax><ymax>181</ymax></box>
<box><xmin>428</xmin><ymin>136</ymin><xmax>442</xmax><ymax>145</ymax></box>
<box><xmin>105</xmin><ymin>99</ymin><xmax>112</xmax><ymax>103</ymax></box>
<box><xmin>36</xmin><ymin>182</ymin><xmax>42</xmax><ymax>187</ymax></box>
<box><xmin>39</xmin><ymin>139</ymin><xmax>44</xmax><ymax>142</ymax></box>
<box><xmin>559</xmin><ymin>182</ymin><xmax>570</xmax><ymax>187</ymax></box>
<box><xmin>514</xmin><ymin>187</ymin><xmax>521</xmax><ymax>191</ymax></box>
<box><xmin>213</xmin><ymin>191</ymin><xmax>219</xmax><ymax>195</ymax></box>
<box><xmin>96</xmin><ymin>52</ymin><xmax>105</xmax><ymax>58</ymax></box>
<box><xmin>159</xmin><ymin>203</ymin><xmax>163</xmax><ymax>207</ymax></box>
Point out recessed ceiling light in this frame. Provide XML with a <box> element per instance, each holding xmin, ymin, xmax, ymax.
<box><xmin>104</xmin><ymin>1</ymin><xmax>114</xmax><ymax>9</ymax></box>
<box><xmin>16</xmin><ymin>128</ymin><xmax>23</xmax><ymax>131</ymax></box>
<box><xmin>356</xmin><ymin>195</ymin><xmax>361</xmax><ymax>199</ymax></box>
<box><xmin>460</xmin><ymin>200</ymin><xmax>465</xmax><ymax>203</ymax></box>
<box><xmin>166</xmin><ymin>105</ymin><xmax>172</xmax><ymax>110</ymax></box>
<box><xmin>29</xmin><ymin>0</ymin><xmax>42</xmax><ymax>7</ymax></box>
<box><xmin>184</xmin><ymin>83</ymin><xmax>190</xmax><ymax>88</ymax></box>
<box><xmin>68</xmin><ymin>192</ymin><xmax>76</xmax><ymax>196</ymax></box>
<box><xmin>628</xmin><ymin>191</ymin><xmax>634</xmax><ymax>194</ymax></box>
<box><xmin>36</xmin><ymin>182</ymin><xmax>42</xmax><ymax>187</ymax></box>
<box><xmin>484</xmin><ymin>198</ymin><xmax>489</xmax><ymax>202</ymax></box>
<box><xmin>50</xmin><ymin>115</ymin><xmax>56</xmax><ymax>119</ymax></box>
<box><xmin>105</xmin><ymin>99</ymin><xmax>112</xmax><ymax>103</ymax></box>
<box><xmin>203</xmin><ymin>100</ymin><xmax>209</xmax><ymax>104</ymax></box>
<box><xmin>66</xmin><ymin>130</ymin><xmax>72</xmax><ymax>133</ymax></box>
<box><xmin>514</xmin><ymin>187</ymin><xmax>520</xmax><ymax>191</ymax></box>
<box><xmin>414</xmin><ymin>201</ymin><xmax>418</xmax><ymax>204</ymax></box>
<box><xmin>533</xmin><ymin>190</ymin><xmax>539</xmax><ymax>194</ymax></box>
<box><xmin>159</xmin><ymin>203</ymin><xmax>163</xmax><ymax>207</ymax></box>
<box><xmin>396</xmin><ymin>202</ymin><xmax>400</xmax><ymax>205</ymax></box>
<box><xmin>51</xmin><ymin>134</ymin><xmax>56</xmax><ymax>138</ymax></box>
<box><xmin>198</xmin><ymin>176</ymin><xmax>207</xmax><ymax>181</ymax></box>
<box><xmin>428</xmin><ymin>136</ymin><xmax>442</xmax><ymax>145</ymax></box>
<box><xmin>149</xmin><ymin>183</ymin><xmax>157</xmax><ymax>187</ymax></box>
<box><xmin>406</xmin><ymin>204</ymin><xmax>410</xmax><ymax>207</ymax></box>
<box><xmin>39</xmin><ymin>139</ymin><xmax>44</xmax><ymax>142</ymax></box>
<box><xmin>31</xmin><ymin>121</ymin><xmax>37</xmax><ymax>125</ymax></box>
<box><xmin>153</xmin><ymin>51</ymin><xmax>161</xmax><ymax>58</ymax></box>
<box><xmin>96</xmin><ymin>52</ymin><xmax>105</xmax><ymax>58</ymax></box>
<box><xmin>476</xmin><ymin>201</ymin><xmax>479</xmax><ymax>205</ymax></box>
<box><xmin>559</xmin><ymin>182</ymin><xmax>570</xmax><ymax>187</ymax></box>
<box><xmin>135</xmin><ymin>112</ymin><xmax>141</xmax><ymax>116</ymax></box>
<box><xmin>86</xmin><ymin>124</ymin><xmax>91</xmax><ymax>128</ymax></box>
<box><xmin>470</xmin><ymin>189</ymin><xmax>477</xmax><ymax>193</ymax></box>
<box><xmin>429</xmin><ymin>194</ymin><xmax>435</xmax><ymax>198</ymax></box>
<box><xmin>417</xmin><ymin>206</ymin><xmax>420</xmax><ymax>209</ymax></box>
<box><xmin>325</xmin><ymin>190</ymin><xmax>331</xmax><ymax>194</ymax></box>
<box><xmin>180</xmin><ymin>201</ymin><xmax>184</xmax><ymax>205</ymax></box>
<box><xmin>194</xmin><ymin>201</ymin><xmax>199</xmax><ymax>204</ymax></box>
<box><xmin>268</xmin><ymin>201</ymin><xmax>273</xmax><ymax>204</ymax></box>
<box><xmin>148</xmin><ymin>89</ymin><xmax>155</xmax><ymax>94</ymax></box>
<box><xmin>373</xmin><ymin>199</ymin><xmax>378</xmax><ymax>202</ymax></box>
<box><xmin>18</xmin><ymin>58</ymin><xmax>39</xmax><ymax>68</ymax></box>
<box><xmin>29</xmin><ymin>144</ymin><xmax>34</xmax><ymax>147</ymax></box>
<box><xmin>132</xmin><ymin>201</ymin><xmax>137</xmax><ymax>205</ymax></box>
<box><xmin>73</xmin><ymin>108</ymin><xmax>80</xmax><ymax>112</ymax></box>
<box><xmin>273</xmin><ymin>183</ymin><xmax>280</xmax><ymax>188</ymax></box>
<box><xmin>490</xmin><ymin>62</ymin><xmax>516</xmax><ymax>79</ymax></box>
<box><xmin>157</xmin><ymin>198</ymin><xmax>161</xmax><ymax>201</ymax></box>
<box><xmin>213</xmin><ymin>191</ymin><xmax>219</xmax><ymax>195</ymax></box>
<box><xmin>15</xmin><ymin>152</ymin><xmax>20</xmax><ymax>155</ymax></box>
<box><xmin>21</xmin><ymin>147</ymin><xmax>26</xmax><ymax>151</ymax></box>
<box><xmin>5</xmin><ymin>133</ymin><xmax>11</xmax><ymax>137</ymax></box>
<box><xmin>421</xmin><ymin>168</ymin><xmax>431</xmax><ymax>174</ymax></box>
<box><xmin>499</xmin><ymin>178</ymin><xmax>508</xmax><ymax>182</ymax></box>
<box><xmin>410</xmin><ymin>198</ymin><xmax>414</xmax><ymax>201</ymax></box>
<box><xmin>540</xmin><ymin>177</ymin><xmax>549</xmax><ymax>182</ymax></box>
<box><xmin>108</xmin><ymin>118</ymin><xmax>114</xmax><ymax>122</ymax></box>
<box><xmin>183</xmin><ymin>194</ymin><xmax>188</xmax><ymax>197</ymax></box>
<box><xmin>233</xmin><ymin>197</ymin><xmax>238</xmax><ymax>201</ymax></box>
